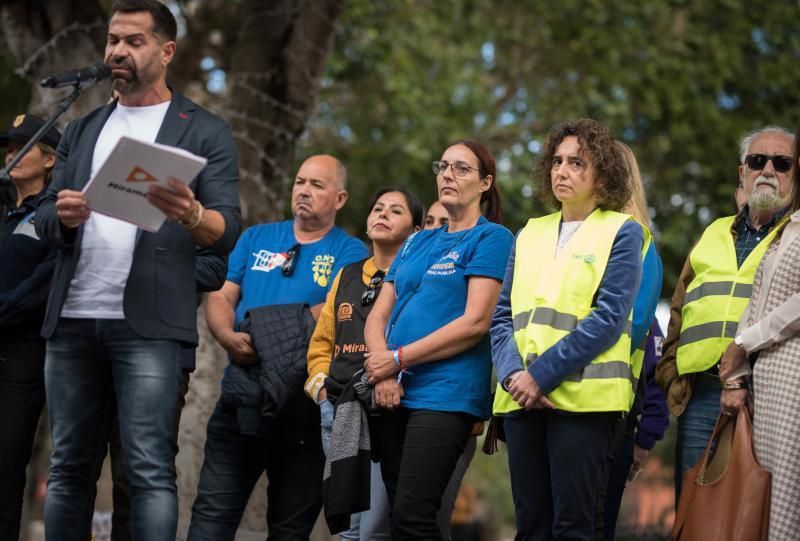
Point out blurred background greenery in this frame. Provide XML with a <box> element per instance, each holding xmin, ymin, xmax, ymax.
<box><xmin>2</xmin><ymin>0</ymin><xmax>798</xmax><ymax>538</ymax></box>
<box><xmin>4</xmin><ymin>0</ymin><xmax>800</xmax><ymax>293</ymax></box>
<box><xmin>306</xmin><ymin>0</ymin><xmax>800</xmax><ymax>293</ymax></box>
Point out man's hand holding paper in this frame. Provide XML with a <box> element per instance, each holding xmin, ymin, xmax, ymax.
<box><xmin>147</xmin><ymin>177</ymin><xmax>196</xmax><ymax>223</ymax></box>
<box><xmin>55</xmin><ymin>189</ymin><xmax>91</xmax><ymax>228</ymax></box>
<box><xmin>81</xmin><ymin>136</ymin><xmax>208</xmax><ymax>233</ymax></box>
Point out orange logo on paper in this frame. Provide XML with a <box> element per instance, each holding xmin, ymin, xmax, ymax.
<box><xmin>126</xmin><ymin>166</ymin><xmax>158</xmax><ymax>182</ymax></box>
<box><xmin>337</xmin><ymin>302</ymin><xmax>353</xmax><ymax>322</ymax></box>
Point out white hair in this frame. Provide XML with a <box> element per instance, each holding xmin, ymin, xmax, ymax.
<box><xmin>738</xmin><ymin>125</ymin><xmax>794</xmax><ymax>164</ymax></box>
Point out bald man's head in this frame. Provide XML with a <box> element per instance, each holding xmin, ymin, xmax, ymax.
<box><xmin>291</xmin><ymin>154</ymin><xmax>349</xmax><ymax>229</ymax></box>
<box><xmin>300</xmin><ymin>154</ymin><xmax>347</xmax><ymax>188</ymax></box>
<box><xmin>333</xmin><ymin>158</ymin><xmax>347</xmax><ymax>191</ymax></box>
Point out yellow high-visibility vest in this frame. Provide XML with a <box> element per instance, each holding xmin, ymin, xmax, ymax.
<box><xmin>493</xmin><ymin>210</ymin><xmax>651</xmax><ymax>414</ymax></box>
<box><xmin>630</xmin><ymin>334</ymin><xmax>648</xmax><ymax>396</ymax></box>
<box><xmin>676</xmin><ymin>215</ymin><xmax>785</xmax><ymax>375</ymax></box>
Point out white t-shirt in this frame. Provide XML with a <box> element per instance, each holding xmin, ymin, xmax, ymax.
<box><xmin>61</xmin><ymin>100</ymin><xmax>171</xmax><ymax>319</ymax></box>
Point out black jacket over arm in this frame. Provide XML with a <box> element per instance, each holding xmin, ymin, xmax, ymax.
<box><xmin>222</xmin><ymin>303</ymin><xmax>319</xmax><ymax>443</ymax></box>
<box><xmin>35</xmin><ymin>91</ymin><xmax>241</xmax><ymax>344</ymax></box>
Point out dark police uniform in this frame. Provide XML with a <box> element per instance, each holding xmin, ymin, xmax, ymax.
<box><xmin>0</xmin><ymin>191</ymin><xmax>57</xmax><ymax>539</ymax></box>
<box><xmin>0</xmin><ymin>113</ymin><xmax>60</xmax><ymax>540</ymax></box>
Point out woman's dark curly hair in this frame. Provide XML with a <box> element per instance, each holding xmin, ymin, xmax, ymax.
<box><xmin>534</xmin><ymin>119</ymin><xmax>631</xmax><ymax>211</ymax></box>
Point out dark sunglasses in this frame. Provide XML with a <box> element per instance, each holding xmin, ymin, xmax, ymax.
<box><xmin>281</xmin><ymin>243</ymin><xmax>301</xmax><ymax>277</ymax></box>
<box><xmin>744</xmin><ymin>153</ymin><xmax>793</xmax><ymax>173</ymax></box>
<box><xmin>361</xmin><ymin>270</ymin><xmax>386</xmax><ymax>306</ymax></box>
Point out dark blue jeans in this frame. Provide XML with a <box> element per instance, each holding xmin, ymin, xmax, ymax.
<box><xmin>86</xmin><ymin>367</ymin><xmax>192</xmax><ymax>541</ymax></box>
<box><xmin>675</xmin><ymin>371</ymin><xmax>720</xmax><ymax>503</ymax></box>
<box><xmin>603</xmin><ymin>431</ymin><xmax>635</xmax><ymax>540</ymax></box>
<box><xmin>504</xmin><ymin>409</ymin><xmax>619</xmax><ymax>541</ymax></box>
<box><xmin>44</xmin><ymin>318</ymin><xmax>179</xmax><ymax>541</ymax></box>
<box><xmin>187</xmin><ymin>401</ymin><xmax>324</xmax><ymax>541</ymax></box>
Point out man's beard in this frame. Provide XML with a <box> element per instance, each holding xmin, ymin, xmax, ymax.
<box><xmin>111</xmin><ymin>71</ymin><xmax>140</xmax><ymax>95</ymax></box>
<box><xmin>109</xmin><ymin>59</ymin><xmax>141</xmax><ymax>95</ymax></box>
<box><xmin>748</xmin><ymin>175</ymin><xmax>790</xmax><ymax>210</ymax></box>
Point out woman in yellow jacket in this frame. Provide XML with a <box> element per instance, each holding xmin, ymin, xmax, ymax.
<box><xmin>305</xmin><ymin>187</ymin><xmax>423</xmax><ymax>539</ymax></box>
<box><xmin>491</xmin><ymin>119</ymin><xmax>647</xmax><ymax>540</ymax></box>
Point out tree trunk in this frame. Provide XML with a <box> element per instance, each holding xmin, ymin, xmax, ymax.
<box><xmin>0</xmin><ymin>0</ymin><xmax>109</xmax><ymax>125</ymax></box>
<box><xmin>217</xmin><ymin>0</ymin><xmax>345</xmax><ymax>224</ymax></box>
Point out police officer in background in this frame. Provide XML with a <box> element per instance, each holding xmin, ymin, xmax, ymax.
<box><xmin>0</xmin><ymin>113</ymin><xmax>61</xmax><ymax>540</ymax></box>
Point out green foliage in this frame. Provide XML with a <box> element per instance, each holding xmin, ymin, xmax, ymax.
<box><xmin>5</xmin><ymin>0</ymin><xmax>798</xmax><ymax>293</ymax></box>
<box><xmin>465</xmin><ymin>438</ymin><xmax>516</xmax><ymax>535</ymax></box>
<box><xmin>304</xmin><ymin>0</ymin><xmax>800</xmax><ymax>294</ymax></box>
<box><xmin>0</xmin><ymin>35</ymin><xmax>31</xmax><ymax>130</ymax></box>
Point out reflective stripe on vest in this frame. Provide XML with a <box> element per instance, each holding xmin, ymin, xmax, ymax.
<box><xmin>522</xmin><ymin>352</ymin><xmax>638</xmax><ymax>384</ymax></box>
<box><xmin>676</xmin><ymin>215</ymin><xmax>785</xmax><ymax>375</ymax></box>
<box><xmin>493</xmin><ymin>209</ymin><xmax>651</xmax><ymax>414</ymax></box>
<box><xmin>630</xmin><ymin>338</ymin><xmax>647</xmax><ymax>394</ymax></box>
<box><xmin>514</xmin><ymin>307</ymin><xmax>633</xmax><ymax>336</ymax></box>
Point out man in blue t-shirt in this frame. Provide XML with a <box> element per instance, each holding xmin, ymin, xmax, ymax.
<box><xmin>188</xmin><ymin>155</ymin><xmax>367</xmax><ymax>540</ymax></box>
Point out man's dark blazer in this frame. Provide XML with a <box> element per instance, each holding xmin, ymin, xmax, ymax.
<box><xmin>35</xmin><ymin>91</ymin><xmax>241</xmax><ymax>344</ymax></box>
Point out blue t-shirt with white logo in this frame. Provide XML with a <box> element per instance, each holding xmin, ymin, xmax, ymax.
<box><xmin>385</xmin><ymin>216</ymin><xmax>513</xmax><ymax>419</ymax></box>
<box><xmin>227</xmin><ymin>220</ymin><xmax>368</xmax><ymax>325</ymax></box>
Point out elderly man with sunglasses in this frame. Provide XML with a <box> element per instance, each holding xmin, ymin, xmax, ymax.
<box><xmin>656</xmin><ymin>125</ymin><xmax>794</xmax><ymax>504</ymax></box>
<box><xmin>189</xmin><ymin>154</ymin><xmax>367</xmax><ymax>540</ymax></box>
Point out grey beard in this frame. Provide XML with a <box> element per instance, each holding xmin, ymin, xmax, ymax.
<box><xmin>749</xmin><ymin>187</ymin><xmax>789</xmax><ymax>210</ymax></box>
<box><xmin>112</xmin><ymin>74</ymin><xmax>140</xmax><ymax>95</ymax></box>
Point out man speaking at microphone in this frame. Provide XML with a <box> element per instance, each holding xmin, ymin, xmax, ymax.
<box><xmin>35</xmin><ymin>1</ymin><xmax>240</xmax><ymax>539</ymax></box>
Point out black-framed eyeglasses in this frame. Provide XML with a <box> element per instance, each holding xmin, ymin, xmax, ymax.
<box><xmin>744</xmin><ymin>153</ymin><xmax>793</xmax><ymax>173</ymax></box>
<box><xmin>281</xmin><ymin>243</ymin><xmax>301</xmax><ymax>277</ymax></box>
<box><xmin>360</xmin><ymin>270</ymin><xmax>385</xmax><ymax>306</ymax></box>
<box><xmin>432</xmin><ymin>160</ymin><xmax>479</xmax><ymax>178</ymax></box>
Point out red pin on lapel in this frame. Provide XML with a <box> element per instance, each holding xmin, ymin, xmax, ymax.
<box><xmin>179</xmin><ymin>112</ymin><xmax>188</xmax><ymax>119</ymax></box>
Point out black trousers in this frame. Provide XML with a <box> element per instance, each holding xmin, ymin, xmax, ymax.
<box><xmin>0</xmin><ymin>331</ymin><xmax>46</xmax><ymax>541</ymax></box>
<box><xmin>503</xmin><ymin>410</ymin><xmax>620</xmax><ymax>541</ymax></box>
<box><xmin>187</xmin><ymin>402</ymin><xmax>324</xmax><ymax>541</ymax></box>
<box><xmin>371</xmin><ymin>408</ymin><xmax>473</xmax><ymax>541</ymax></box>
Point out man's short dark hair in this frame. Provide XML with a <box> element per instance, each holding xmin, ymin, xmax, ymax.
<box><xmin>110</xmin><ymin>0</ymin><xmax>177</xmax><ymax>42</ymax></box>
<box><xmin>535</xmin><ymin>118</ymin><xmax>631</xmax><ymax>212</ymax></box>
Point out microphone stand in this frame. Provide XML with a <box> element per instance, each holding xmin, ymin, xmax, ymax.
<box><xmin>0</xmin><ymin>83</ymin><xmax>85</xmax><ymax>207</ymax></box>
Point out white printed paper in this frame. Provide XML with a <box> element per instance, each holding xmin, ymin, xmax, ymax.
<box><xmin>82</xmin><ymin>136</ymin><xmax>208</xmax><ymax>232</ymax></box>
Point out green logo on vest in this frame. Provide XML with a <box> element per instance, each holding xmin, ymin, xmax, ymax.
<box><xmin>572</xmin><ymin>253</ymin><xmax>596</xmax><ymax>264</ymax></box>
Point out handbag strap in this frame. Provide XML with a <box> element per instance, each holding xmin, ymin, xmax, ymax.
<box><xmin>695</xmin><ymin>413</ymin><xmax>734</xmax><ymax>483</ymax></box>
<box><xmin>673</xmin><ymin>412</ymin><xmax>734</xmax><ymax>537</ymax></box>
<box><xmin>733</xmin><ymin>405</ymin><xmax>759</xmax><ymax>467</ymax></box>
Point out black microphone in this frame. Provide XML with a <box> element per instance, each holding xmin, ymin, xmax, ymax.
<box><xmin>40</xmin><ymin>63</ymin><xmax>112</xmax><ymax>89</ymax></box>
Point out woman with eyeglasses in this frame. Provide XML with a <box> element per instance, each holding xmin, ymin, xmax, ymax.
<box><xmin>423</xmin><ymin>198</ymin><xmax>484</xmax><ymax>541</ymax></box>
<box><xmin>491</xmin><ymin>119</ymin><xmax>648</xmax><ymax>540</ymax></box>
<box><xmin>305</xmin><ymin>187</ymin><xmax>423</xmax><ymax>540</ymax></box>
<box><xmin>363</xmin><ymin>140</ymin><xmax>513</xmax><ymax>540</ymax></box>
